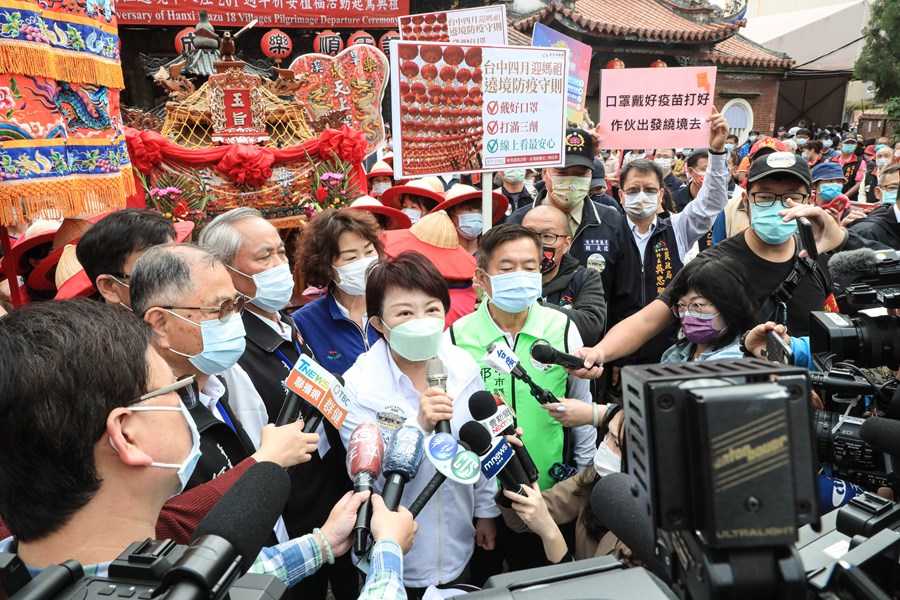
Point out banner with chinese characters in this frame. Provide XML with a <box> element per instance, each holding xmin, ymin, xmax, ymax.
<box><xmin>208</xmin><ymin>70</ymin><xmax>268</xmax><ymax>144</ymax></box>
<box><xmin>598</xmin><ymin>66</ymin><xmax>717</xmax><ymax>149</ymax></box>
<box><xmin>390</xmin><ymin>42</ymin><xmax>568</xmax><ymax>179</ymax></box>
<box><xmin>531</xmin><ymin>23</ymin><xmax>590</xmax><ymax>124</ymax></box>
<box><xmin>284</xmin><ymin>353</ymin><xmax>351</xmax><ymax>428</ymax></box>
<box><xmin>116</xmin><ymin>0</ymin><xmax>409</xmax><ymax>28</ymax></box>
<box><xmin>398</xmin><ymin>5</ymin><xmax>507</xmax><ymax>45</ymax></box>
<box><xmin>290</xmin><ymin>45</ymin><xmax>387</xmax><ymax>156</ymax></box>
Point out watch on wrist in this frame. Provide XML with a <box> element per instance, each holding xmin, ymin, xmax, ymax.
<box><xmin>708</xmin><ymin>148</ymin><xmax>728</xmax><ymax>155</ymax></box>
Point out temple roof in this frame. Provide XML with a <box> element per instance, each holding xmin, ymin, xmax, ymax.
<box><xmin>710</xmin><ymin>33</ymin><xmax>795</xmax><ymax>70</ymax></box>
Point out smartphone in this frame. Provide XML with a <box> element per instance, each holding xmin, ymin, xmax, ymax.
<box><xmin>765</xmin><ymin>329</ymin><xmax>794</xmax><ymax>365</ymax></box>
<box><xmin>821</xmin><ymin>195</ymin><xmax>849</xmax><ymax>214</ymax></box>
<box><xmin>797</xmin><ymin>216</ymin><xmax>818</xmax><ymax>260</ymax></box>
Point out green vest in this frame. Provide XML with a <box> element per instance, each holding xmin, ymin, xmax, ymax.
<box><xmin>450</xmin><ymin>301</ymin><xmax>571</xmax><ymax>489</ymax></box>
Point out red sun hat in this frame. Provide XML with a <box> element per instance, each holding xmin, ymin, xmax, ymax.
<box><xmin>433</xmin><ymin>184</ymin><xmax>508</xmax><ymax>224</ymax></box>
<box><xmin>383</xmin><ymin>210</ymin><xmax>476</xmax><ymax>280</ymax></box>
<box><xmin>366</xmin><ymin>160</ymin><xmax>394</xmax><ymax>180</ymax></box>
<box><xmin>350</xmin><ymin>195</ymin><xmax>412</xmax><ymax>230</ymax></box>
<box><xmin>380</xmin><ymin>177</ymin><xmax>446</xmax><ymax>212</ymax></box>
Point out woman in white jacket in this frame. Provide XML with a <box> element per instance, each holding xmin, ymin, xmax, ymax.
<box><xmin>340</xmin><ymin>251</ymin><xmax>499</xmax><ymax>599</ymax></box>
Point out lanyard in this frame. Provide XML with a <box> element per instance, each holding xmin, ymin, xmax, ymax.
<box><xmin>274</xmin><ymin>327</ymin><xmax>304</xmax><ymax>371</ymax></box>
<box><xmin>215</xmin><ymin>400</ymin><xmax>236</xmax><ymax>433</ymax></box>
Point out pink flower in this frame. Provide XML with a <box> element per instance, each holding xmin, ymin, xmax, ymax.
<box><xmin>0</xmin><ymin>87</ymin><xmax>14</xmax><ymax>112</ymax></box>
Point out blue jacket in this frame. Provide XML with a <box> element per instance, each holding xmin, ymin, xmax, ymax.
<box><xmin>292</xmin><ymin>292</ymin><xmax>379</xmax><ymax>376</ymax></box>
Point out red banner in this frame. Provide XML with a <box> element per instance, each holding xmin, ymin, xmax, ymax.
<box><xmin>116</xmin><ymin>0</ymin><xmax>409</xmax><ymax>28</ymax></box>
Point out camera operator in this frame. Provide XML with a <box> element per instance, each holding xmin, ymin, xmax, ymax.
<box><xmin>741</xmin><ymin>321</ymin><xmax>815</xmax><ymax>371</ymax></box>
<box><xmin>0</xmin><ymin>300</ymin><xmax>415</xmax><ymax>597</ymax></box>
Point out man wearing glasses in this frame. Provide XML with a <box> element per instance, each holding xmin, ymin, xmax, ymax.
<box><xmin>849</xmin><ymin>164</ymin><xmax>900</xmax><ymax>249</ymax></box>
<box><xmin>571</xmin><ymin>152</ymin><xmax>885</xmax><ymax>379</ymax></box>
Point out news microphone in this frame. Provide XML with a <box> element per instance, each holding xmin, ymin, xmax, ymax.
<box><xmin>827</xmin><ymin>248</ymin><xmax>879</xmax><ymax>280</ymax></box>
<box><xmin>531</xmin><ymin>343</ymin><xmax>585</xmax><ymax>370</ymax></box>
<box><xmin>459</xmin><ymin>421</ymin><xmax>529</xmax><ymax>497</ymax></box>
<box><xmin>484</xmin><ymin>342</ymin><xmax>559</xmax><ymax>405</ymax></box>
<box><xmin>468</xmin><ymin>390</ymin><xmax>539</xmax><ymax>483</ymax></box>
<box><xmin>381</xmin><ymin>425</ymin><xmax>425</xmax><ymax>511</ymax></box>
<box><xmin>192</xmin><ymin>461</ymin><xmax>291</xmax><ymax>573</ymax></box>
<box><xmin>818</xmin><ymin>474</ymin><xmax>866</xmax><ymax>511</ymax></box>
<box><xmin>860</xmin><ymin>417</ymin><xmax>900</xmax><ymax>457</ymax></box>
<box><xmin>426</xmin><ymin>357</ymin><xmax>451</xmax><ymax>435</ymax></box>
<box><xmin>347</xmin><ymin>423</ymin><xmax>384</xmax><ymax>555</ymax></box>
<box><xmin>590</xmin><ymin>472</ymin><xmax>665</xmax><ymax>580</ymax></box>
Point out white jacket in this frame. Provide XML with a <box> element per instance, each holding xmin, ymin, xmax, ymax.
<box><xmin>341</xmin><ymin>338</ymin><xmax>501</xmax><ymax>587</ymax></box>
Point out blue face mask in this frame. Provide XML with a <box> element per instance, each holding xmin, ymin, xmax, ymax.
<box><xmin>168</xmin><ymin>311</ymin><xmax>247</xmax><ymax>374</ymax></box>
<box><xmin>795</xmin><ymin>138</ymin><xmax>808</xmax><ymax>146</ymax></box>
<box><xmin>402</xmin><ymin>208</ymin><xmax>421</xmax><ymax>223</ymax></box>
<box><xmin>230</xmin><ymin>263</ymin><xmax>294</xmax><ymax>313</ymax></box>
<box><xmin>822</xmin><ymin>139</ymin><xmax>833</xmax><ymax>149</ymax></box>
<box><xmin>750</xmin><ymin>202</ymin><xmax>797</xmax><ymax>245</ymax></box>
<box><xmin>724</xmin><ymin>143</ymin><xmax>735</xmax><ymax>152</ymax></box>
<box><xmin>486</xmin><ymin>270</ymin><xmax>542</xmax><ymax>314</ymax></box>
<box><xmin>819</xmin><ymin>183</ymin><xmax>843</xmax><ymax>202</ymax></box>
<box><xmin>457</xmin><ymin>213</ymin><xmax>483</xmax><ymax>240</ymax></box>
<box><xmin>882</xmin><ymin>189</ymin><xmax>898</xmax><ymax>205</ymax></box>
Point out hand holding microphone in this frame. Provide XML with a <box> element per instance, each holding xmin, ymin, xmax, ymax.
<box><xmin>469</xmin><ymin>391</ymin><xmax>539</xmax><ymax>483</ymax></box>
<box><xmin>251</xmin><ymin>421</ymin><xmax>320</xmax><ymax>469</ymax></box>
<box><xmin>531</xmin><ymin>343</ymin><xmax>586</xmax><ymax>371</ymax></box>
<box><xmin>369</xmin><ymin>495</ymin><xmax>418</xmax><ymax>554</ymax></box>
<box><xmin>417</xmin><ymin>388</ymin><xmax>454</xmax><ymax>434</ymax></box>
<box><xmin>426</xmin><ymin>358</ymin><xmax>451</xmax><ymax>435</ymax></box>
<box><xmin>540</xmin><ymin>398</ymin><xmax>598</xmax><ymax>428</ymax></box>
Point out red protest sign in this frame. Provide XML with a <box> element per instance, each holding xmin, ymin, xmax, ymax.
<box><xmin>598</xmin><ymin>66</ymin><xmax>717</xmax><ymax>150</ymax></box>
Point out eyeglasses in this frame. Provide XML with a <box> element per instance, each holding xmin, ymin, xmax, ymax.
<box><xmin>749</xmin><ymin>192</ymin><xmax>810</xmax><ymax>208</ymax></box>
<box><xmin>160</xmin><ymin>296</ymin><xmax>246</xmax><ymax>323</ymax></box>
<box><xmin>535</xmin><ymin>232</ymin><xmax>567</xmax><ymax>245</ymax></box>
<box><xmin>134</xmin><ymin>375</ymin><xmax>196</xmax><ymax>405</ymax></box>
<box><xmin>671</xmin><ymin>301</ymin><xmax>717</xmax><ymax>319</ymax></box>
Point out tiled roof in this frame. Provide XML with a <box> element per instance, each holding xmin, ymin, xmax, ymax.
<box><xmin>514</xmin><ymin>0</ymin><xmax>745</xmax><ymax>43</ymax></box>
<box><xmin>711</xmin><ymin>34</ymin><xmax>794</xmax><ymax>70</ymax></box>
<box><xmin>507</xmin><ymin>24</ymin><xmax>531</xmax><ymax>46</ymax></box>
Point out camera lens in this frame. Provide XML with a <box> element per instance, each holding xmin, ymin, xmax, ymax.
<box><xmin>855</xmin><ymin>314</ymin><xmax>900</xmax><ymax>369</ymax></box>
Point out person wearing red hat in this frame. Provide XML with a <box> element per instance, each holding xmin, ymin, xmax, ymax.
<box><xmin>432</xmin><ymin>184</ymin><xmax>508</xmax><ymax>254</ymax></box>
<box><xmin>366</xmin><ymin>160</ymin><xmax>394</xmax><ymax>200</ymax></box>
<box><xmin>380</xmin><ymin>178</ymin><xmax>445</xmax><ymax>224</ymax></box>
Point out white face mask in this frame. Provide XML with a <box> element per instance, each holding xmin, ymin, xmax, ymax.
<box><xmin>592</xmin><ymin>440</ymin><xmax>621</xmax><ymax>477</ymax></box>
<box><xmin>502</xmin><ymin>169</ymin><xmax>526</xmax><ymax>184</ymax></box>
<box><xmin>333</xmin><ymin>255</ymin><xmax>378</xmax><ymax>297</ymax></box>
<box><xmin>623</xmin><ymin>191</ymin><xmax>659</xmax><ymax>219</ymax></box>
<box><xmin>401</xmin><ymin>208</ymin><xmax>421</xmax><ymax>223</ymax></box>
<box><xmin>548</xmin><ymin>175</ymin><xmax>590</xmax><ymax>209</ymax></box>
<box><xmin>654</xmin><ymin>157</ymin><xmax>672</xmax><ymax>174</ymax></box>
<box><xmin>371</xmin><ymin>182</ymin><xmax>391</xmax><ymax>197</ymax></box>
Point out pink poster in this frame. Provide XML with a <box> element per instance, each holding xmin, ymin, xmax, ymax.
<box><xmin>598</xmin><ymin>66</ymin><xmax>717</xmax><ymax>149</ymax></box>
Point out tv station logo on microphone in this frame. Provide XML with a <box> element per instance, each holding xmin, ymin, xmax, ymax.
<box><xmin>480</xmin><ymin>437</ymin><xmax>514</xmax><ymax>478</ymax></box>
<box><xmin>285</xmin><ymin>353</ymin><xmax>351</xmax><ymax>428</ymax></box>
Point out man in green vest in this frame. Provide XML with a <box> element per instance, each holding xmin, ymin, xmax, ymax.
<box><xmin>447</xmin><ymin>223</ymin><xmax>596</xmax><ymax>575</ymax></box>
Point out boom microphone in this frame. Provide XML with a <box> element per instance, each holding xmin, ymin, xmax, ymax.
<box><xmin>459</xmin><ymin>421</ymin><xmax>528</xmax><ymax>497</ymax></box>
<box><xmin>590</xmin><ymin>472</ymin><xmax>664</xmax><ymax>580</ymax></box>
<box><xmin>860</xmin><ymin>417</ymin><xmax>900</xmax><ymax>457</ymax></box>
<box><xmin>347</xmin><ymin>423</ymin><xmax>384</xmax><ymax>555</ymax></box>
<box><xmin>381</xmin><ymin>425</ymin><xmax>425</xmax><ymax>511</ymax></box>
<box><xmin>531</xmin><ymin>343</ymin><xmax>586</xmax><ymax>371</ymax></box>
<box><xmin>468</xmin><ymin>391</ymin><xmax>539</xmax><ymax>483</ymax></box>
<box><xmin>827</xmin><ymin>248</ymin><xmax>878</xmax><ymax>280</ymax></box>
<box><xmin>426</xmin><ymin>357</ymin><xmax>451</xmax><ymax>435</ymax></box>
<box><xmin>192</xmin><ymin>461</ymin><xmax>292</xmax><ymax>573</ymax></box>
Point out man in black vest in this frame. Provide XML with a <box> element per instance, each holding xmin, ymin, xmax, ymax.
<box><xmin>200</xmin><ymin>209</ymin><xmax>357</xmax><ymax>600</ymax></box>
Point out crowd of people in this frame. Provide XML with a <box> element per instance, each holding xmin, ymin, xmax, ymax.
<box><xmin>2</xmin><ymin>107</ymin><xmax>899</xmax><ymax>600</ymax></box>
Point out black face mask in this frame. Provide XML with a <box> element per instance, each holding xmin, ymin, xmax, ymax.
<box><xmin>540</xmin><ymin>246</ymin><xmax>557</xmax><ymax>274</ymax></box>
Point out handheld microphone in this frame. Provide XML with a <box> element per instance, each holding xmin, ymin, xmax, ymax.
<box><xmin>531</xmin><ymin>342</ymin><xmax>586</xmax><ymax>371</ymax></box>
<box><xmin>468</xmin><ymin>390</ymin><xmax>539</xmax><ymax>483</ymax></box>
<box><xmin>192</xmin><ymin>461</ymin><xmax>292</xmax><ymax>573</ymax></box>
<box><xmin>818</xmin><ymin>474</ymin><xmax>866</xmax><ymax>511</ymax></box>
<box><xmin>407</xmin><ymin>437</ymin><xmax>481</xmax><ymax>517</ymax></box>
<box><xmin>590</xmin><ymin>472</ymin><xmax>666</xmax><ymax>580</ymax></box>
<box><xmin>381</xmin><ymin>425</ymin><xmax>425</xmax><ymax>511</ymax></box>
<box><xmin>459</xmin><ymin>421</ymin><xmax>529</xmax><ymax>498</ymax></box>
<box><xmin>347</xmin><ymin>423</ymin><xmax>384</xmax><ymax>555</ymax></box>
<box><xmin>860</xmin><ymin>417</ymin><xmax>900</xmax><ymax>457</ymax></box>
<box><xmin>483</xmin><ymin>342</ymin><xmax>559</xmax><ymax>405</ymax></box>
<box><xmin>426</xmin><ymin>358</ymin><xmax>451</xmax><ymax>435</ymax></box>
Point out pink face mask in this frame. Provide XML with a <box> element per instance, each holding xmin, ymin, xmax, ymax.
<box><xmin>681</xmin><ymin>313</ymin><xmax>722</xmax><ymax>344</ymax></box>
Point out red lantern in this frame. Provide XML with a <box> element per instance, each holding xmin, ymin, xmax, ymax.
<box><xmin>649</xmin><ymin>59</ymin><xmax>668</xmax><ymax>68</ymax></box>
<box><xmin>261</xmin><ymin>29</ymin><xmax>293</xmax><ymax>61</ymax></box>
<box><xmin>313</xmin><ymin>30</ymin><xmax>343</xmax><ymax>56</ymax></box>
<box><xmin>605</xmin><ymin>58</ymin><xmax>625</xmax><ymax>69</ymax></box>
<box><xmin>348</xmin><ymin>30</ymin><xmax>376</xmax><ymax>46</ymax></box>
<box><xmin>379</xmin><ymin>31</ymin><xmax>401</xmax><ymax>58</ymax></box>
<box><xmin>174</xmin><ymin>27</ymin><xmax>196</xmax><ymax>54</ymax></box>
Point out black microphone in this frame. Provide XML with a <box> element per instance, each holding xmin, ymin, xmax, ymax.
<box><xmin>860</xmin><ymin>417</ymin><xmax>900</xmax><ymax>457</ymax></box>
<box><xmin>468</xmin><ymin>390</ymin><xmax>539</xmax><ymax>483</ymax></box>
<box><xmin>406</xmin><ymin>441</ymin><xmax>477</xmax><ymax>517</ymax></box>
<box><xmin>590</xmin><ymin>472</ymin><xmax>666</xmax><ymax>580</ymax></box>
<box><xmin>381</xmin><ymin>426</ymin><xmax>426</xmax><ymax>511</ymax></box>
<box><xmin>827</xmin><ymin>248</ymin><xmax>879</xmax><ymax>280</ymax></box>
<box><xmin>426</xmin><ymin>357</ymin><xmax>451</xmax><ymax>435</ymax></box>
<box><xmin>275</xmin><ymin>375</ymin><xmax>345</xmax><ymax>435</ymax></box>
<box><xmin>192</xmin><ymin>461</ymin><xmax>291</xmax><ymax>573</ymax></box>
<box><xmin>531</xmin><ymin>343</ymin><xmax>586</xmax><ymax>371</ymax></box>
<box><xmin>459</xmin><ymin>421</ymin><xmax>529</xmax><ymax>498</ymax></box>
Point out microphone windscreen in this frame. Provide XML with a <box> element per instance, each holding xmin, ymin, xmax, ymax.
<box><xmin>468</xmin><ymin>390</ymin><xmax>499</xmax><ymax>421</ymax></box>
<box><xmin>382</xmin><ymin>425</ymin><xmax>425</xmax><ymax>478</ymax></box>
<box><xmin>459</xmin><ymin>420</ymin><xmax>493</xmax><ymax>456</ymax></box>
<box><xmin>827</xmin><ymin>248</ymin><xmax>877</xmax><ymax>280</ymax></box>
<box><xmin>192</xmin><ymin>461</ymin><xmax>290</xmax><ymax>572</ymax></box>
<box><xmin>347</xmin><ymin>423</ymin><xmax>384</xmax><ymax>477</ymax></box>
<box><xmin>530</xmin><ymin>343</ymin><xmax>556</xmax><ymax>364</ymax></box>
<box><xmin>590</xmin><ymin>473</ymin><xmax>661</xmax><ymax>578</ymax></box>
<box><xmin>425</xmin><ymin>358</ymin><xmax>447</xmax><ymax>387</ymax></box>
<box><xmin>860</xmin><ymin>417</ymin><xmax>900</xmax><ymax>457</ymax></box>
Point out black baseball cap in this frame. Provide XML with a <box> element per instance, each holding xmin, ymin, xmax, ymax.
<box><xmin>564</xmin><ymin>128</ymin><xmax>595</xmax><ymax>170</ymax></box>
<box><xmin>746</xmin><ymin>151</ymin><xmax>812</xmax><ymax>187</ymax></box>
<box><xmin>590</xmin><ymin>158</ymin><xmax>606</xmax><ymax>189</ymax></box>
